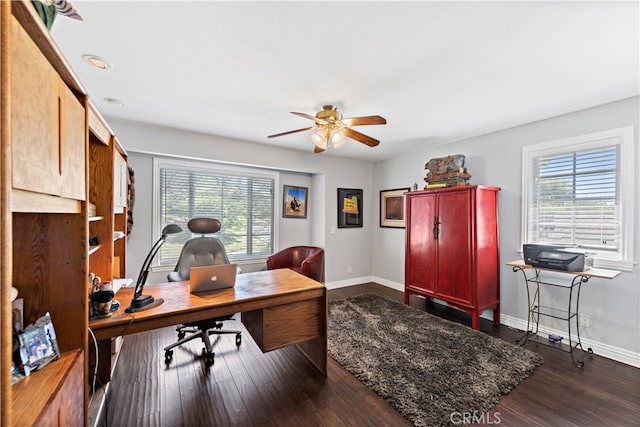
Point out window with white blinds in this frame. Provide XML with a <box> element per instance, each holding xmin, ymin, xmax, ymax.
<box><xmin>522</xmin><ymin>126</ymin><xmax>635</xmax><ymax>270</ymax></box>
<box><xmin>155</xmin><ymin>159</ymin><xmax>276</xmax><ymax>267</ymax></box>
<box><xmin>528</xmin><ymin>146</ymin><xmax>619</xmax><ymax>251</ymax></box>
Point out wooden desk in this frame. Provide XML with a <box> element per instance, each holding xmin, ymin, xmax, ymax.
<box><xmin>89</xmin><ymin>269</ymin><xmax>327</xmax><ymax>383</ymax></box>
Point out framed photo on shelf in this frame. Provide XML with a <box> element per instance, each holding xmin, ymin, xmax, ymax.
<box><xmin>337</xmin><ymin>188</ymin><xmax>363</xmax><ymax>228</ymax></box>
<box><xmin>283</xmin><ymin>185</ymin><xmax>308</xmax><ymax>219</ymax></box>
<box><xmin>380</xmin><ymin>188</ymin><xmax>410</xmax><ymax>228</ymax></box>
<box><xmin>17</xmin><ymin>312</ymin><xmax>60</xmax><ymax>375</ymax></box>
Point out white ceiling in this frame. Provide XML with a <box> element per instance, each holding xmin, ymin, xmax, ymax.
<box><xmin>50</xmin><ymin>1</ymin><xmax>639</xmax><ymax>161</ymax></box>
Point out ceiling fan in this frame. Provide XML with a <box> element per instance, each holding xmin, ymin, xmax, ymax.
<box><xmin>268</xmin><ymin>105</ymin><xmax>387</xmax><ymax>153</ymax></box>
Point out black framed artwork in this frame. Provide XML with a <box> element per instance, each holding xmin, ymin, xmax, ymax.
<box><xmin>337</xmin><ymin>188</ymin><xmax>363</xmax><ymax>228</ymax></box>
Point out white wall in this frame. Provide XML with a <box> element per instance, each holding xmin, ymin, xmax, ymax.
<box><xmin>109</xmin><ymin>96</ymin><xmax>639</xmax><ymax>365</ymax></box>
<box><xmin>372</xmin><ymin>96</ymin><xmax>640</xmax><ymax>365</ymax></box>
<box><xmin>108</xmin><ymin>118</ymin><xmax>374</xmax><ymax>283</ymax></box>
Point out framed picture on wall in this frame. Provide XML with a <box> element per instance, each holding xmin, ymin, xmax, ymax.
<box><xmin>283</xmin><ymin>185</ymin><xmax>308</xmax><ymax>218</ymax></box>
<box><xmin>337</xmin><ymin>188</ymin><xmax>363</xmax><ymax>228</ymax></box>
<box><xmin>380</xmin><ymin>188</ymin><xmax>409</xmax><ymax>228</ymax></box>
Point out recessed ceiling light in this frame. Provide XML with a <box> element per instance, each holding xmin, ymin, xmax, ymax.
<box><xmin>82</xmin><ymin>54</ymin><xmax>112</xmax><ymax>70</ymax></box>
<box><xmin>104</xmin><ymin>97</ymin><xmax>124</xmax><ymax>106</ymax></box>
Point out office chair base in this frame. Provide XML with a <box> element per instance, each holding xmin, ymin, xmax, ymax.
<box><xmin>163</xmin><ymin>347</ymin><xmax>217</xmax><ymax>366</ymax></box>
<box><xmin>203</xmin><ymin>349</ymin><xmax>215</xmax><ymax>366</ymax></box>
<box><xmin>163</xmin><ymin>328</ymin><xmax>242</xmax><ymax>366</ymax></box>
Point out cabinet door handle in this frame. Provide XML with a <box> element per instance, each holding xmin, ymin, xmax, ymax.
<box><xmin>433</xmin><ymin>216</ymin><xmax>440</xmax><ymax>240</ymax></box>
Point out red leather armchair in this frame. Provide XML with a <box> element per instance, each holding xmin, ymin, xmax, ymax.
<box><xmin>266</xmin><ymin>246</ymin><xmax>325</xmax><ymax>283</ymax></box>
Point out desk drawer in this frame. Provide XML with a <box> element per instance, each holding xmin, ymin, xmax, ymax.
<box><xmin>242</xmin><ymin>298</ymin><xmax>323</xmax><ymax>352</ymax></box>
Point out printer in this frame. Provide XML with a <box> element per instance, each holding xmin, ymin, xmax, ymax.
<box><xmin>523</xmin><ymin>244</ymin><xmax>594</xmax><ymax>272</ymax></box>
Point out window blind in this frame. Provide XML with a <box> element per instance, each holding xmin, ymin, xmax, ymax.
<box><xmin>528</xmin><ymin>146</ymin><xmax>619</xmax><ymax>251</ymax></box>
<box><xmin>159</xmin><ymin>166</ymin><xmax>274</xmax><ymax>266</ymax></box>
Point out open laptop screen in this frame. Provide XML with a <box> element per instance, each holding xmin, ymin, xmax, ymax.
<box><xmin>189</xmin><ymin>264</ymin><xmax>238</xmax><ymax>293</ymax></box>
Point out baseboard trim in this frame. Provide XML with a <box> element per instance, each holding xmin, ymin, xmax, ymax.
<box><xmin>500</xmin><ymin>314</ymin><xmax>640</xmax><ymax>368</ymax></box>
<box><xmin>326</xmin><ymin>276</ymin><xmax>405</xmax><ymax>292</ymax></box>
<box><xmin>328</xmin><ymin>280</ymin><xmax>640</xmax><ymax>368</ymax></box>
<box><xmin>88</xmin><ymin>381</ymin><xmax>109</xmax><ymax>427</ymax></box>
<box><xmin>369</xmin><ymin>276</ymin><xmax>404</xmax><ymax>292</ymax></box>
<box><xmin>325</xmin><ymin>276</ymin><xmax>374</xmax><ymax>290</ymax></box>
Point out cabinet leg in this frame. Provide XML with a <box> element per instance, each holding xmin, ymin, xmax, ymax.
<box><xmin>493</xmin><ymin>306</ymin><xmax>500</xmax><ymax>326</ymax></box>
<box><xmin>472</xmin><ymin>312</ymin><xmax>480</xmax><ymax>330</ymax></box>
<box><xmin>404</xmin><ymin>292</ymin><xmax>409</xmax><ymax>305</ymax></box>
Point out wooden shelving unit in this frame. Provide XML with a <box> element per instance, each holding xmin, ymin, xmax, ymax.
<box><xmin>87</xmin><ymin>102</ymin><xmax>128</xmax><ymax>283</ymax></box>
<box><xmin>0</xmin><ymin>2</ymin><xmax>127</xmax><ymax>425</ymax></box>
<box><xmin>112</xmin><ymin>140</ymin><xmax>128</xmax><ymax>279</ymax></box>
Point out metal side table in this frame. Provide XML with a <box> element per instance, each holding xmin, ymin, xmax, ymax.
<box><xmin>507</xmin><ymin>260</ymin><xmax>620</xmax><ymax>367</ymax></box>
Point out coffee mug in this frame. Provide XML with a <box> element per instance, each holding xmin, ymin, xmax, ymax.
<box><xmin>92</xmin><ymin>290</ymin><xmax>115</xmax><ymax>315</ymax></box>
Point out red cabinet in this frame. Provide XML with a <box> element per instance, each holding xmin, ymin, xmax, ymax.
<box><xmin>404</xmin><ymin>185</ymin><xmax>500</xmax><ymax>330</ymax></box>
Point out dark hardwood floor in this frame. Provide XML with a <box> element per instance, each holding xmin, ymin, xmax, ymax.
<box><xmin>94</xmin><ymin>283</ymin><xmax>639</xmax><ymax>426</ymax></box>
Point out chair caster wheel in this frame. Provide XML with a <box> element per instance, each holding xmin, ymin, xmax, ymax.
<box><xmin>235</xmin><ymin>333</ymin><xmax>242</xmax><ymax>347</ymax></box>
<box><xmin>164</xmin><ymin>350</ymin><xmax>173</xmax><ymax>364</ymax></box>
<box><xmin>205</xmin><ymin>352</ymin><xmax>215</xmax><ymax>366</ymax></box>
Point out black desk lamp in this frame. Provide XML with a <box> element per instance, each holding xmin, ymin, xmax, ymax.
<box><xmin>126</xmin><ymin>223</ymin><xmax>183</xmax><ymax>312</ymax></box>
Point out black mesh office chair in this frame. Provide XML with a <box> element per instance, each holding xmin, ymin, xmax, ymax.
<box><xmin>163</xmin><ymin>218</ymin><xmax>241</xmax><ymax>366</ymax></box>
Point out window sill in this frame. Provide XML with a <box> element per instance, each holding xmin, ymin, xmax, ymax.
<box><xmin>593</xmin><ymin>258</ymin><xmax>635</xmax><ymax>272</ymax></box>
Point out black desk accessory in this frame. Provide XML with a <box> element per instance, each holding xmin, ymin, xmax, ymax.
<box><xmin>126</xmin><ymin>223</ymin><xmax>182</xmax><ymax>313</ymax></box>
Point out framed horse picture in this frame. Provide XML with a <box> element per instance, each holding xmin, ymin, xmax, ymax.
<box><xmin>283</xmin><ymin>185</ymin><xmax>308</xmax><ymax>218</ymax></box>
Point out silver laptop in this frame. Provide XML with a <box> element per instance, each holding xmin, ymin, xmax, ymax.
<box><xmin>189</xmin><ymin>264</ymin><xmax>238</xmax><ymax>293</ymax></box>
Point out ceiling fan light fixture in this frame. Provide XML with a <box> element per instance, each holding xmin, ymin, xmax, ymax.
<box><xmin>269</xmin><ymin>105</ymin><xmax>386</xmax><ymax>153</ymax></box>
<box><xmin>330</xmin><ymin>128</ymin><xmax>346</xmax><ymax>148</ymax></box>
<box><xmin>311</xmin><ymin>129</ymin><xmax>328</xmax><ymax>149</ymax></box>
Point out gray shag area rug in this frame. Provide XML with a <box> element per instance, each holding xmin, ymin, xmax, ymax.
<box><xmin>328</xmin><ymin>294</ymin><xmax>543</xmax><ymax>427</ymax></box>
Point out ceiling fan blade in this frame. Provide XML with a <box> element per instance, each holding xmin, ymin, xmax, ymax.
<box><xmin>314</xmin><ymin>146</ymin><xmax>325</xmax><ymax>154</ymax></box>
<box><xmin>291</xmin><ymin>112</ymin><xmax>328</xmax><ymax>125</ymax></box>
<box><xmin>344</xmin><ymin>127</ymin><xmax>380</xmax><ymax>147</ymax></box>
<box><xmin>341</xmin><ymin>115</ymin><xmax>387</xmax><ymax>126</ymax></box>
<box><xmin>291</xmin><ymin>112</ymin><xmax>317</xmax><ymax>121</ymax></box>
<box><xmin>267</xmin><ymin>126</ymin><xmax>314</xmax><ymax>138</ymax></box>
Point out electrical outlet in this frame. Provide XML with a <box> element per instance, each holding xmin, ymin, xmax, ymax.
<box><xmin>347</xmin><ymin>266</ymin><xmax>352</xmax><ymax>273</ymax></box>
<box><xmin>579</xmin><ymin>313</ymin><xmax>591</xmax><ymax>328</ymax></box>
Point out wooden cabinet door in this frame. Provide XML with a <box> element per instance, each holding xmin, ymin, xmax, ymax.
<box><xmin>56</xmin><ymin>353</ymin><xmax>84</xmax><ymax>426</ymax></box>
<box><xmin>59</xmin><ymin>82</ymin><xmax>86</xmax><ymax>200</ymax></box>
<box><xmin>405</xmin><ymin>193</ymin><xmax>437</xmax><ymax>294</ymax></box>
<box><xmin>11</xmin><ymin>17</ymin><xmax>61</xmax><ymax>196</ymax></box>
<box><xmin>33</xmin><ymin>352</ymin><xmax>84</xmax><ymax>426</ymax></box>
<box><xmin>436</xmin><ymin>189</ymin><xmax>472</xmax><ymax>304</ymax></box>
